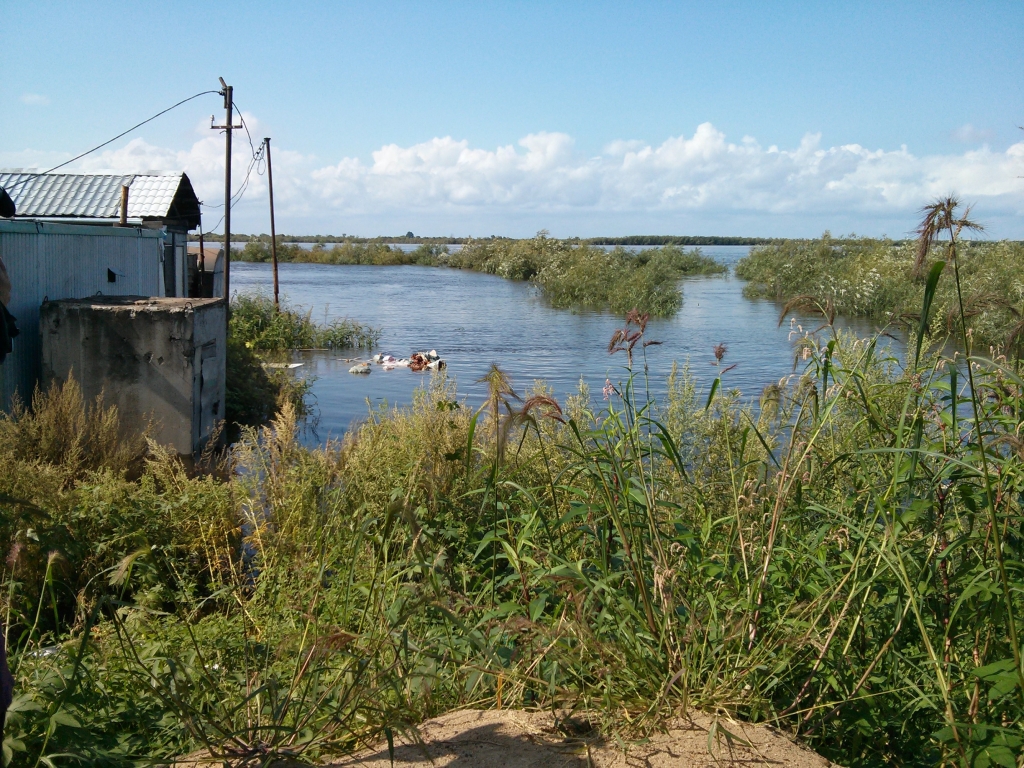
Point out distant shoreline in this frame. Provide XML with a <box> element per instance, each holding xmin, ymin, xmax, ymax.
<box><xmin>200</xmin><ymin>233</ymin><xmax>780</xmax><ymax>246</ymax></box>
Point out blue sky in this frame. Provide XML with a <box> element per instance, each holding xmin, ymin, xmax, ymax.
<box><xmin>2</xmin><ymin>1</ymin><xmax>1022</xmax><ymax>237</ymax></box>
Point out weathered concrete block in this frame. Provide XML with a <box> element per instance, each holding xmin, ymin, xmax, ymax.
<box><xmin>40</xmin><ymin>296</ymin><xmax>226</xmax><ymax>456</ymax></box>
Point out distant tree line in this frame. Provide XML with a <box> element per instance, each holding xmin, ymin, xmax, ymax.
<box><xmin>584</xmin><ymin>235</ymin><xmax>776</xmax><ymax>246</ymax></box>
<box><xmin>201</xmin><ymin>234</ymin><xmax>476</xmax><ymax>244</ymax></box>
<box><xmin>201</xmin><ymin>233</ymin><xmax>778</xmax><ymax>245</ymax></box>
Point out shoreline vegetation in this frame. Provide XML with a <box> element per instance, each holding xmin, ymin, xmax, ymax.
<box><xmin>233</xmin><ymin>234</ymin><xmax>726</xmax><ymax>317</ymax></box>
<box><xmin>736</xmin><ymin>234</ymin><xmax>1024</xmax><ymax>349</ymax></box>
<box><xmin>205</xmin><ymin>233</ymin><xmax>778</xmax><ymax>246</ymax></box>
<box><xmin>226</xmin><ymin>293</ymin><xmax>379</xmax><ymax>426</ymax></box>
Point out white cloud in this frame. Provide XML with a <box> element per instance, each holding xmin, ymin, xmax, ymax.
<box><xmin>308</xmin><ymin>123</ymin><xmax>1024</xmax><ymax>222</ymax></box>
<box><xmin>20</xmin><ymin>93</ymin><xmax>50</xmax><ymax>106</ymax></box>
<box><xmin>6</xmin><ymin>120</ymin><xmax>1023</xmax><ymax>236</ymax></box>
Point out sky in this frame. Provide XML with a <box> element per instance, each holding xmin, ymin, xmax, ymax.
<box><xmin>1</xmin><ymin>1</ymin><xmax>1022</xmax><ymax>238</ymax></box>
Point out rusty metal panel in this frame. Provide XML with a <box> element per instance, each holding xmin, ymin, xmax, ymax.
<box><xmin>0</xmin><ymin>220</ymin><xmax>164</xmax><ymax>410</ymax></box>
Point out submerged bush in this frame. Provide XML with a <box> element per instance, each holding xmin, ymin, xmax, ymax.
<box><xmin>736</xmin><ymin>233</ymin><xmax>1024</xmax><ymax>348</ymax></box>
<box><xmin>230</xmin><ymin>291</ymin><xmax>380</xmax><ymax>352</ymax></box>
<box><xmin>450</xmin><ymin>235</ymin><xmax>726</xmax><ymax>315</ymax></box>
<box><xmin>236</xmin><ymin>238</ymin><xmax>439</xmax><ymax>266</ymax></box>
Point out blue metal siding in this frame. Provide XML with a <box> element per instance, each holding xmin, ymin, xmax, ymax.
<box><xmin>0</xmin><ymin>220</ymin><xmax>164</xmax><ymax>409</ymax></box>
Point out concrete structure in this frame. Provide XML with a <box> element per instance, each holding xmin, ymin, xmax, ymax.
<box><xmin>0</xmin><ymin>171</ymin><xmax>202</xmax><ymax>298</ymax></box>
<box><xmin>0</xmin><ymin>219</ymin><xmax>166</xmax><ymax>410</ymax></box>
<box><xmin>40</xmin><ymin>297</ymin><xmax>226</xmax><ymax>456</ymax></box>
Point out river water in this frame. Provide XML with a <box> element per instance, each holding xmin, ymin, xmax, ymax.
<box><xmin>230</xmin><ymin>246</ymin><xmax>891</xmax><ymax>443</ymax></box>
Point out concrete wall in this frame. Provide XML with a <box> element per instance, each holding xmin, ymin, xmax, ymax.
<box><xmin>0</xmin><ymin>220</ymin><xmax>165</xmax><ymax>410</ymax></box>
<box><xmin>40</xmin><ymin>296</ymin><xmax>226</xmax><ymax>455</ymax></box>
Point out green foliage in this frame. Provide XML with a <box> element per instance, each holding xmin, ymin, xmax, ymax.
<box><xmin>235</xmin><ymin>239</ymin><xmax>442</xmax><ymax>267</ymax></box>
<box><xmin>229</xmin><ymin>292</ymin><xmax>380</xmax><ymax>352</ymax></box>
<box><xmin>736</xmin><ymin>233</ymin><xmax>1024</xmax><ymax>349</ymax></box>
<box><xmin>448</xmin><ymin>235</ymin><xmax>726</xmax><ymax>315</ymax></box>
<box><xmin>4</xmin><ymin>237</ymin><xmax>1024</xmax><ymax>765</ymax></box>
<box><xmin>225</xmin><ymin>335</ymin><xmax>310</xmax><ymax>427</ymax></box>
<box><xmin>585</xmin><ymin>235</ymin><xmax>772</xmax><ymax>246</ymax></box>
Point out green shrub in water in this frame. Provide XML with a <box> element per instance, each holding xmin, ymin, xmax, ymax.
<box><xmin>450</xmin><ymin>235</ymin><xmax>725</xmax><ymax>316</ymax></box>
<box><xmin>230</xmin><ymin>292</ymin><xmax>380</xmax><ymax>352</ymax></box>
<box><xmin>736</xmin><ymin>233</ymin><xmax>1024</xmax><ymax>349</ymax></box>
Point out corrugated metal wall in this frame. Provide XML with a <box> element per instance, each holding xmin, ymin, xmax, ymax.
<box><xmin>0</xmin><ymin>220</ymin><xmax>165</xmax><ymax>410</ymax></box>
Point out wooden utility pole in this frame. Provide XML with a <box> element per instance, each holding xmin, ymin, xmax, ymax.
<box><xmin>265</xmin><ymin>137</ymin><xmax>280</xmax><ymax>309</ymax></box>
<box><xmin>211</xmin><ymin>77</ymin><xmax>241</xmax><ymax>303</ymax></box>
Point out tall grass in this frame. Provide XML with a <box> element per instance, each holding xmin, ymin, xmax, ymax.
<box><xmin>736</xmin><ymin>233</ymin><xmax>1024</xmax><ymax>349</ymax></box>
<box><xmin>2</xmin><ymin>205</ymin><xmax>1022</xmax><ymax>766</ymax></box>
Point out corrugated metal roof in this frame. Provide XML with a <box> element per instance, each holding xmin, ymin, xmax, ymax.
<box><xmin>0</xmin><ymin>172</ymin><xmax>190</xmax><ymax>220</ymax></box>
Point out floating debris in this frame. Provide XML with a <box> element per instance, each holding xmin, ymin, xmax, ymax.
<box><xmin>263</xmin><ymin>362</ymin><xmax>304</xmax><ymax>369</ymax></box>
<box><xmin>410</xmin><ymin>350</ymin><xmax>445</xmax><ymax>372</ymax></box>
<box><xmin>371</xmin><ymin>349</ymin><xmax>446</xmax><ymax>372</ymax></box>
<box><xmin>348</xmin><ymin>362</ymin><xmax>371</xmax><ymax>374</ymax></box>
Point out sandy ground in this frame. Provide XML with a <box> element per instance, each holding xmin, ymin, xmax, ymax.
<box><xmin>327</xmin><ymin>709</ymin><xmax>836</xmax><ymax>768</ymax></box>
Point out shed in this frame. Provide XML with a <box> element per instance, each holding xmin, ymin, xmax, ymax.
<box><xmin>0</xmin><ymin>219</ymin><xmax>166</xmax><ymax>410</ymax></box>
<box><xmin>0</xmin><ymin>171</ymin><xmax>202</xmax><ymax>298</ymax></box>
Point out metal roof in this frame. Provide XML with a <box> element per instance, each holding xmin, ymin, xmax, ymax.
<box><xmin>0</xmin><ymin>171</ymin><xmax>201</xmax><ymax>229</ymax></box>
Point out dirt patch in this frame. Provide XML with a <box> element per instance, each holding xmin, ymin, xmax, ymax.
<box><xmin>328</xmin><ymin>709</ymin><xmax>836</xmax><ymax>767</ymax></box>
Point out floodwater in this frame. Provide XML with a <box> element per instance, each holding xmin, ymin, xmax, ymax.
<box><xmin>230</xmin><ymin>246</ymin><xmax>895</xmax><ymax>444</ymax></box>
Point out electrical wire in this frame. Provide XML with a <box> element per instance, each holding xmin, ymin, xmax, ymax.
<box><xmin>1</xmin><ymin>85</ymin><xmax>270</xmax><ymax>238</ymax></box>
<box><xmin>231</xmin><ymin>98</ymin><xmax>260</xmax><ymax>168</ymax></box>
<box><xmin>2</xmin><ymin>90</ymin><xmax>221</xmax><ymax>192</ymax></box>
<box><xmin>201</xmin><ymin>139</ymin><xmax>266</xmax><ymax>234</ymax></box>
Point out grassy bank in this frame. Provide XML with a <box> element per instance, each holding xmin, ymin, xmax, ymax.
<box><xmin>226</xmin><ymin>292</ymin><xmax>380</xmax><ymax>426</ymax></box>
<box><xmin>3</xmin><ymin>292</ymin><xmax>1023</xmax><ymax>765</ymax></box>
<box><xmin>235</xmin><ymin>235</ymin><xmax>725</xmax><ymax>317</ymax></box>
<box><xmin>736</xmin><ymin>234</ymin><xmax>1024</xmax><ymax>349</ymax></box>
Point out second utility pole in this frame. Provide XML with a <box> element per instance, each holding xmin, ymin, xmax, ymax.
<box><xmin>265</xmin><ymin>137</ymin><xmax>280</xmax><ymax>309</ymax></box>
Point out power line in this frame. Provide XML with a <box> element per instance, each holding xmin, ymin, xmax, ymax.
<box><xmin>231</xmin><ymin>99</ymin><xmax>259</xmax><ymax>165</ymax></box>
<box><xmin>200</xmin><ymin>140</ymin><xmax>266</xmax><ymax>234</ymax></box>
<box><xmin>3</xmin><ymin>90</ymin><xmax>221</xmax><ymax>192</ymax></box>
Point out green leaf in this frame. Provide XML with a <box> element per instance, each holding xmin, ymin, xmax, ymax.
<box><xmin>980</xmin><ymin>744</ymin><xmax>1018</xmax><ymax>768</ymax></box>
<box><xmin>6</xmin><ymin>694</ymin><xmax>43</xmax><ymax>714</ymax></box>
<box><xmin>973</xmin><ymin>658</ymin><xmax>1018</xmax><ymax>681</ymax></box>
<box><xmin>704</xmin><ymin>378</ymin><xmax>720</xmax><ymax>411</ymax></box>
<box><xmin>49</xmin><ymin>711</ymin><xmax>82</xmax><ymax>729</ymax></box>
<box><xmin>915</xmin><ymin>259</ymin><xmax>945</xmax><ymax>369</ymax></box>
<box><xmin>529</xmin><ymin>593</ymin><xmax>549</xmax><ymax>621</ymax></box>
